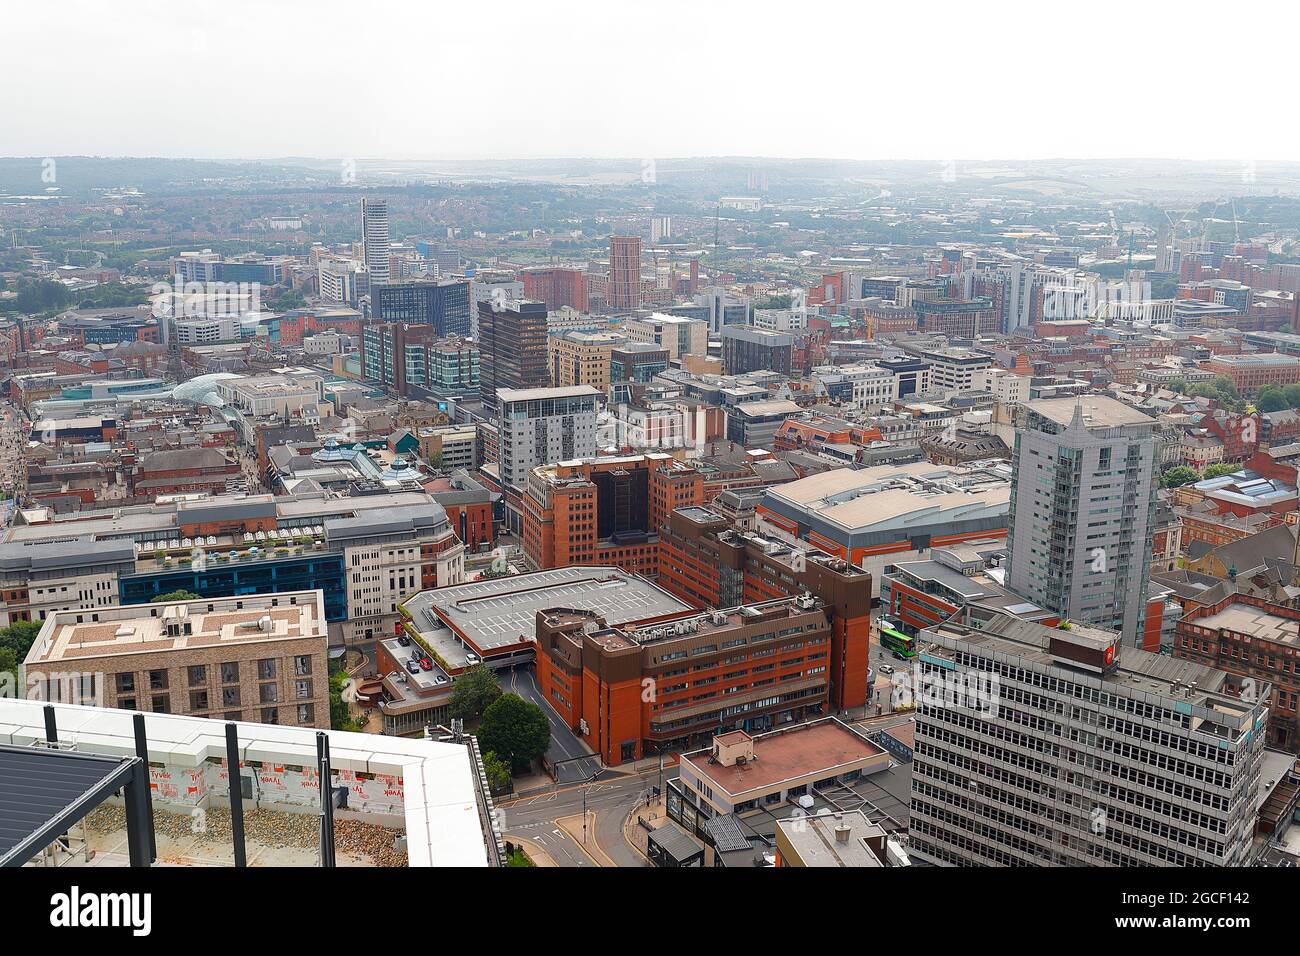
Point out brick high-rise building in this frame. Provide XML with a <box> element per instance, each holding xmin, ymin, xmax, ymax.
<box><xmin>522</xmin><ymin>267</ymin><xmax>589</xmax><ymax>313</ymax></box>
<box><xmin>522</xmin><ymin>454</ymin><xmax>706</xmax><ymax>576</ymax></box>
<box><xmin>608</xmin><ymin>236</ymin><xmax>642</xmax><ymax>311</ymax></box>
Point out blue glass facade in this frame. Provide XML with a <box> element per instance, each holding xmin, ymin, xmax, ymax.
<box><xmin>118</xmin><ymin>553</ymin><xmax>347</xmax><ymax>621</ymax></box>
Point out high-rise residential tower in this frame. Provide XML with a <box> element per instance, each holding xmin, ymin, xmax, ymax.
<box><xmin>361</xmin><ymin>196</ymin><xmax>391</xmax><ymax>287</ymax></box>
<box><xmin>1005</xmin><ymin>395</ymin><xmax>1159</xmax><ymax>647</ymax></box>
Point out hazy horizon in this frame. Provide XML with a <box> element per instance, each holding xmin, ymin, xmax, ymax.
<box><xmin>5</xmin><ymin>0</ymin><xmax>1300</xmax><ymax>162</ymax></box>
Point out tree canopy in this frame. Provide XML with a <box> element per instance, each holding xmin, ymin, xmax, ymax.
<box><xmin>477</xmin><ymin>694</ymin><xmax>550</xmax><ymax>774</ymax></box>
<box><xmin>1160</xmin><ymin>465</ymin><xmax>1201</xmax><ymax>488</ymax></box>
<box><xmin>151</xmin><ymin>589</ymin><xmax>200</xmax><ymax>603</ymax></box>
<box><xmin>449</xmin><ymin>665</ymin><xmax>502</xmax><ymax>721</ymax></box>
<box><xmin>1255</xmin><ymin>383</ymin><xmax>1300</xmax><ymax>413</ymax></box>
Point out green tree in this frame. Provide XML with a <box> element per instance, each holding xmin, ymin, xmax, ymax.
<box><xmin>1284</xmin><ymin>384</ymin><xmax>1300</xmax><ymax>409</ymax></box>
<box><xmin>1166</xmin><ymin>377</ymin><xmax>1186</xmax><ymax>395</ymax></box>
<box><xmin>482</xmin><ymin>751</ymin><xmax>512</xmax><ymax>794</ymax></box>
<box><xmin>1160</xmin><ymin>465</ymin><xmax>1201</xmax><ymax>488</ymax></box>
<box><xmin>270</xmin><ymin>288</ymin><xmax>307</xmax><ymax>311</ymax></box>
<box><xmin>0</xmin><ymin>620</ymin><xmax>42</xmax><ymax>661</ymax></box>
<box><xmin>0</xmin><ymin>646</ymin><xmax>20</xmax><ymax>688</ymax></box>
<box><xmin>151</xmin><ymin>589</ymin><xmax>200</xmax><ymax>602</ymax></box>
<box><xmin>477</xmin><ymin>694</ymin><xmax>550</xmax><ymax>774</ymax></box>
<box><xmin>1202</xmin><ymin>463</ymin><xmax>1238</xmax><ymax>479</ymax></box>
<box><xmin>1257</xmin><ymin>384</ymin><xmax>1289</xmax><ymax>412</ymax></box>
<box><xmin>329</xmin><ymin>663</ymin><xmax>363</xmax><ymax>731</ymax></box>
<box><xmin>449</xmin><ymin>665</ymin><xmax>502</xmax><ymax>720</ymax></box>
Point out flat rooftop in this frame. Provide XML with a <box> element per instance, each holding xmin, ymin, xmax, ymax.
<box><xmin>405</xmin><ymin>566</ymin><xmax>691</xmax><ymax>653</ymax></box>
<box><xmin>685</xmin><ymin>720</ymin><xmax>885</xmax><ymax>798</ymax></box>
<box><xmin>28</xmin><ymin>602</ymin><xmax>323</xmax><ymax>665</ymax></box>
<box><xmin>1195</xmin><ymin>603</ymin><xmax>1300</xmax><ymax>647</ymax></box>
<box><xmin>496</xmin><ymin>385</ymin><xmax>600</xmax><ymax>403</ymax></box>
<box><xmin>763</xmin><ymin>462</ymin><xmax>1009</xmax><ymax>535</ymax></box>
<box><xmin>775</xmin><ymin>809</ymin><xmax>886</xmax><ymax>867</ymax></box>
<box><xmin>1028</xmin><ymin>394</ymin><xmax>1156</xmax><ymax>428</ymax></box>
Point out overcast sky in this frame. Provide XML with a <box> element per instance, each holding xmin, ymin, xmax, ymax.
<box><xmin>3</xmin><ymin>0</ymin><xmax>1297</xmax><ymax>162</ymax></box>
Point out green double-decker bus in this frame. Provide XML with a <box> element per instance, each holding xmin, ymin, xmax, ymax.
<box><xmin>879</xmin><ymin>620</ymin><xmax>917</xmax><ymax>659</ymax></box>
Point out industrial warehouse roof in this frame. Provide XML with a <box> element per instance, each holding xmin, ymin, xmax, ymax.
<box><xmin>0</xmin><ymin>744</ymin><xmax>139</xmax><ymax>866</ymax></box>
<box><xmin>404</xmin><ymin>566</ymin><xmax>690</xmax><ymax>653</ymax></box>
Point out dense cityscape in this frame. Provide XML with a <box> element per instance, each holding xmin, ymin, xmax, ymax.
<box><xmin>0</xmin><ymin>3</ymin><xmax>1296</xmax><ymax>936</ymax></box>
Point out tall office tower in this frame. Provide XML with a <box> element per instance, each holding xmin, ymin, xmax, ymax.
<box><xmin>608</xmin><ymin>235</ymin><xmax>642</xmax><ymax>310</ymax></box>
<box><xmin>374</xmin><ymin>278</ymin><xmax>471</xmax><ymax>337</ymax></box>
<box><xmin>361</xmin><ymin>197</ymin><xmax>391</xmax><ymax>287</ymax></box>
<box><xmin>910</xmin><ymin>609</ymin><xmax>1270</xmax><ymax>867</ymax></box>
<box><xmin>477</xmin><ymin>298</ymin><xmax>549</xmax><ymax>415</ymax></box>
<box><xmin>1005</xmin><ymin>396</ymin><xmax>1159</xmax><ymax>647</ymax></box>
<box><xmin>650</xmin><ymin>216</ymin><xmax>671</xmax><ymax>244</ymax></box>
<box><xmin>496</xmin><ymin>385</ymin><xmax>600</xmax><ymax>491</ymax></box>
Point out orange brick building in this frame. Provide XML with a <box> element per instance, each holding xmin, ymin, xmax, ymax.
<box><xmin>535</xmin><ymin>580</ymin><xmax>865</xmax><ymax>765</ymax></box>
<box><xmin>522</xmin><ymin>454</ymin><xmax>706</xmax><ymax>576</ymax></box>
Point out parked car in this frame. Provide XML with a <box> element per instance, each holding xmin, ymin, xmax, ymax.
<box><xmin>465</xmin><ymin>652</ymin><xmax>481</xmax><ymax>665</ymax></box>
<box><xmin>418</xmin><ymin>658</ymin><xmax>433</xmax><ymax>672</ymax></box>
<box><xmin>397</xmin><ymin>635</ymin><xmax>411</xmax><ymax>647</ymax></box>
<box><xmin>405</xmin><ymin>660</ymin><xmax>420</xmax><ymax>675</ymax></box>
<box><xmin>880</xmin><ymin>664</ymin><xmax>895</xmax><ymax>675</ymax></box>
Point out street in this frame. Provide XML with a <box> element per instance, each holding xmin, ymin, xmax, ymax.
<box><xmin>506</xmin><ymin>666</ymin><xmax>601</xmax><ymax>783</ymax></box>
<box><xmin>497</xmin><ymin>762</ymin><xmax>669</xmax><ymax>868</ymax></box>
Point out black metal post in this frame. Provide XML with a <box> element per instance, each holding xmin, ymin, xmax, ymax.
<box><xmin>123</xmin><ymin>758</ymin><xmax>152</xmax><ymax>868</ymax></box>
<box><xmin>43</xmin><ymin>704</ymin><xmax>57</xmax><ymax>744</ymax></box>
<box><xmin>317</xmin><ymin>732</ymin><xmax>335</xmax><ymax>867</ymax></box>
<box><xmin>131</xmin><ymin>713</ymin><xmax>157</xmax><ymax>862</ymax></box>
<box><xmin>225</xmin><ymin>723</ymin><xmax>247</xmax><ymax>867</ymax></box>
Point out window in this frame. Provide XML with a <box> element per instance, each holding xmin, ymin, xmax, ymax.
<box><xmin>115</xmin><ymin>672</ymin><xmax>135</xmax><ymax>694</ymax></box>
<box><xmin>222</xmin><ymin>686</ymin><xmax>241</xmax><ymax>707</ymax></box>
<box><xmin>296</xmin><ymin>704</ymin><xmax>314</xmax><ymax>725</ymax></box>
<box><xmin>188</xmin><ymin>665</ymin><xmax>207</xmax><ymax>687</ymax></box>
<box><xmin>261</xmin><ymin>708</ymin><xmax>279</xmax><ymax>725</ymax></box>
<box><xmin>295</xmin><ymin>680</ymin><xmax>312</xmax><ymax>700</ymax></box>
<box><xmin>293</xmin><ymin>655</ymin><xmax>312</xmax><ymax>676</ymax></box>
<box><xmin>148</xmin><ymin>670</ymin><xmax>168</xmax><ymax>691</ymax></box>
<box><xmin>151</xmin><ymin>695</ymin><xmax>169</xmax><ymax>714</ymax></box>
<box><xmin>259</xmin><ymin>683</ymin><xmax>278</xmax><ymax>704</ymax></box>
<box><xmin>220</xmin><ymin>662</ymin><xmax>239</xmax><ymax>683</ymax></box>
<box><xmin>257</xmin><ymin>659</ymin><xmax>277</xmax><ymax>681</ymax></box>
<box><xmin>190</xmin><ymin>690</ymin><xmax>209</xmax><ymax>712</ymax></box>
